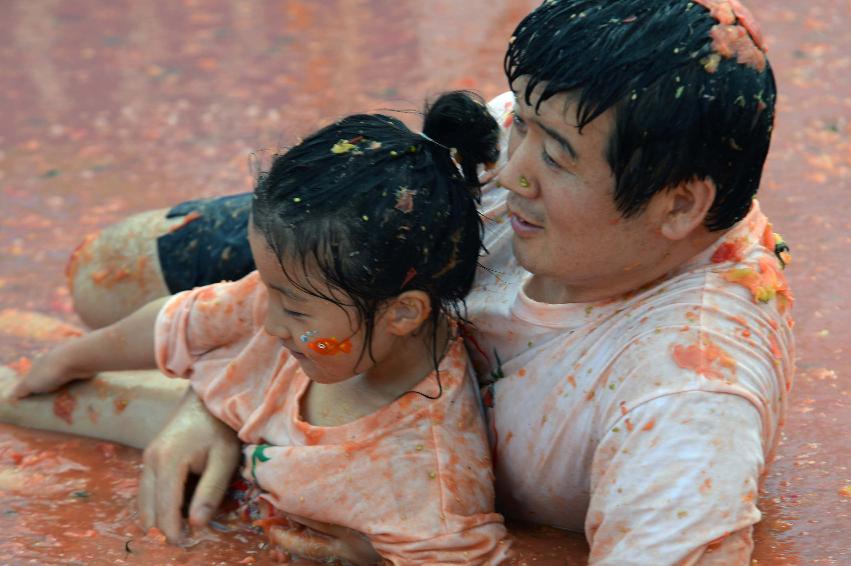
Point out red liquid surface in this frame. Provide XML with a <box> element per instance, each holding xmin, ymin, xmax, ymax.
<box><xmin>1</xmin><ymin>0</ymin><xmax>849</xmax><ymax>563</ymax></box>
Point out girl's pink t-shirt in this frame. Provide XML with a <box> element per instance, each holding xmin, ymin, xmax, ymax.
<box><xmin>155</xmin><ymin>272</ymin><xmax>509</xmax><ymax>565</ymax></box>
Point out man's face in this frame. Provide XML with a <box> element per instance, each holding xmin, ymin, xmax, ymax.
<box><xmin>500</xmin><ymin>79</ymin><xmax>670</xmax><ymax>302</ymax></box>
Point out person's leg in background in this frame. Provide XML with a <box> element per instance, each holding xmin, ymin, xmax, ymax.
<box><xmin>69</xmin><ymin>194</ymin><xmax>255</xmax><ymax>328</ymax></box>
<box><xmin>69</xmin><ymin>208</ymin><xmax>173</xmax><ymax>329</ymax></box>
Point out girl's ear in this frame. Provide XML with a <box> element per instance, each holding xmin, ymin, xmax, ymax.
<box><xmin>382</xmin><ymin>291</ymin><xmax>432</xmax><ymax>336</ymax></box>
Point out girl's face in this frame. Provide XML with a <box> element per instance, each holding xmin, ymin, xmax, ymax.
<box><xmin>248</xmin><ymin>224</ymin><xmax>396</xmax><ymax>384</ymax></box>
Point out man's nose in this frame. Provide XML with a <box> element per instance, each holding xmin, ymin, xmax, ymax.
<box><xmin>498</xmin><ymin>140</ymin><xmax>536</xmax><ymax>198</ymax></box>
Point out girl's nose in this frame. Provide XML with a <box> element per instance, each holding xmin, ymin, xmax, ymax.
<box><xmin>264</xmin><ymin>309</ymin><xmax>292</xmax><ymax>340</ymax></box>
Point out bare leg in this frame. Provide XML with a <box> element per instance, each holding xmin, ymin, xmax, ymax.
<box><xmin>69</xmin><ymin>208</ymin><xmax>179</xmax><ymax>329</ymax></box>
<box><xmin>0</xmin><ymin>366</ymin><xmax>188</xmax><ymax>449</ymax></box>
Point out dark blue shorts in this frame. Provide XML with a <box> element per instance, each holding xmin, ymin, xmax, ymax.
<box><xmin>156</xmin><ymin>193</ymin><xmax>255</xmax><ymax>293</ymax></box>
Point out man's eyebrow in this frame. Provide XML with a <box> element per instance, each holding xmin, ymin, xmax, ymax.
<box><xmin>513</xmin><ymin>94</ymin><xmax>579</xmax><ymax>159</ymax></box>
<box><xmin>535</xmin><ymin>119</ymin><xmax>578</xmax><ymax>160</ymax></box>
<box><xmin>269</xmin><ymin>283</ymin><xmax>304</xmax><ymax>301</ymax></box>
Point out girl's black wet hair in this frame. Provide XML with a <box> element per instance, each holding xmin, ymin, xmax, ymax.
<box><xmin>506</xmin><ymin>0</ymin><xmax>776</xmax><ymax>231</ymax></box>
<box><xmin>252</xmin><ymin>91</ymin><xmax>499</xmax><ymax>397</ymax></box>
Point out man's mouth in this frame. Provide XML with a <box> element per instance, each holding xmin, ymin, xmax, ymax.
<box><xmin>508</xmin><ymin>207</ymin><xmax>544</xmax><ymax>237</ymax></box>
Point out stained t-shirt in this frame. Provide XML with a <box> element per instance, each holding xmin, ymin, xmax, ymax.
<box><xmin>155</xmin><ymin>272</ymin><xmax>509</xmax><ymax>565</ymax></box>
<box><xmin>464</xmin><ymin>92</ymin><xmax>795</xmax><ymax>565</ymax></box>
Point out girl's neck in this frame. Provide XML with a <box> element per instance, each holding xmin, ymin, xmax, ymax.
<box><xmin>301</xmin><ymin>318</ymin><xmax>452</xmax><ymax>427</ymax></box>
<box><xmin>362</xmin><ymin>316</ymin><xmax>451</xmax><ymax>400</ymax></box>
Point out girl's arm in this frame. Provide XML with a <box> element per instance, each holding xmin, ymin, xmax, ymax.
<box><xmin>9</xmin><ymin>297</ymin><xmax>168</xmax><ymax>399</ymax></box>
<box><xmin>0</xmin><ymin>366</ymin><xmax>188</xmax><ymax>449</ymax></box>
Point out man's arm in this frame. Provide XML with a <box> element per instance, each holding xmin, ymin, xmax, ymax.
<box><xmin>139</xmin><ymin>386</ymin><xmax>241</xmax><ymax>543</ymax></box>
<box><xmin>586</xmin><ymin>391</ymin><xmax>764</xmax><ymax>565</ymax></box>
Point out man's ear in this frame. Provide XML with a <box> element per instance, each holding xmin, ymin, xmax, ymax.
<box><xmin>658</xmin><ymin>177</ymin><xmax>716</xmax><ymax>241</ymax></box>
<box><xmin>381</xmin><ymin>291</ymin><xmax>432</xmax><ymax>337</ymax></box>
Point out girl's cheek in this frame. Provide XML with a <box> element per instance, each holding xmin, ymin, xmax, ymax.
<box><xmin>298</xmin><ymin>329</ymin><xmax>319</xmax><ymax>344</ymax></box>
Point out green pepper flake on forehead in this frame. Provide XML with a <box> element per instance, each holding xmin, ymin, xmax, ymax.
<box><xmin>694</xmin><ymin>0</ymin><xmax>766</xmax><ymax>73</ymax></box>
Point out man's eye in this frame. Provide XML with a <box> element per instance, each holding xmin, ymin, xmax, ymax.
<box><xmin>512</xmin><ymin>112</ymin><xmax>527</xmax><ymax>132</ymax></box>
<box><xmin>542</xmin><ymin>150</ymin><xmax>561</xmax><ymax>169</ymax></box>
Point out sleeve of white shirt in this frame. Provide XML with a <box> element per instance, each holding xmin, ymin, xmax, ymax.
<box><xmin>586</xmin><ymin>391</ymin><xmax>764</xmax><ymax>565</ymax></box>
<box><xmin>481</xmin><ymin>91</ymin><xmax>514</xmax><ymax>204</ymax></box>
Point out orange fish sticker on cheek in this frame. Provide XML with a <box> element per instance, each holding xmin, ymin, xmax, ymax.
<box><xmin>308</xmin><ymin>337</ymin><xmax>353</xmax><ymax>356</ymax></box>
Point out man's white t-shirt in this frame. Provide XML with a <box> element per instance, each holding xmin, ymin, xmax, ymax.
<box><xmin>467</xmin><ymin>92</ymin><xmax>795</xmax><ymax>565</ymax></box>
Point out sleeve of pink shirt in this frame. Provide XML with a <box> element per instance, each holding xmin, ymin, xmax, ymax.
<box><xmin>154</xmin><ymin>271</ymin><xmax>268</xmax><ymax>430</ymax></box>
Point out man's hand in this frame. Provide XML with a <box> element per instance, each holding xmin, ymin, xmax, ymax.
<box><xmin>139</xmin><ymin>387</ymin><xmax>241</xmax><ymax>543</ymax></box>
<box><xmin>270</xmin><ymin>516</ymin><xmax>382</xmax><ymax>566</ymax></box>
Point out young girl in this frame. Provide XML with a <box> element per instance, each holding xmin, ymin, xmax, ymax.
<box><xmin>6</xmin><ymin>91</ymin><xmax>509</xmax><ymax>564</ymax></box>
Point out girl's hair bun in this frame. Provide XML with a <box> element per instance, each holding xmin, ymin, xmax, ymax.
<box><xmin>422</xmin><ymin>91</ymin><xmax>500</xmax><ymax>185</ymax></box>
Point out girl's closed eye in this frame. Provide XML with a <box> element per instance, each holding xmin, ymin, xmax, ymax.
<box><xmin>269</xmin><ymin>287</ymin><xmax>308</xmax><ymax>318</ymax></box>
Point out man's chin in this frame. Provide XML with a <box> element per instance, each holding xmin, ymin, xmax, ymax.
<box><xmin>511</xmin><ymin>237</ymin><xmax>540</xmax><ymax>274</ymax></box>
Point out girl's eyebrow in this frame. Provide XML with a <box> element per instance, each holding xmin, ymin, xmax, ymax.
<box><xmin>269</xmin><ymin>283</ymin><xmax>305</xmax><ymax>302</ymax></box>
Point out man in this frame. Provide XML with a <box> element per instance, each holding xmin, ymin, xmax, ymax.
<box><xmin>62</xmin><ymin>0</ymin><xmax>793</xmax><ymax>563</ymax></box>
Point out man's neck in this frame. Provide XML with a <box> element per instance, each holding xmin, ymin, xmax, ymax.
<box><xmin>526</xmin><ymin>229</ymin><xmax>727</xmax><ymax>305</ymax></box>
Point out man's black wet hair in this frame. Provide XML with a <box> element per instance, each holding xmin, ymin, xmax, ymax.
<box><xmin>505</xmin><ymin>0</ymin><xmax>776</xmax><ymax>230</ymax></box>
<box><xmin>252</xmin><ymin>91</ymin><xmax>499</xmax><ymax>389</ymax></box>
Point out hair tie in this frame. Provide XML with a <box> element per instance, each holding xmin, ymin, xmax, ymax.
<box><xmin>419</xmin><ymin>132</ymin><xmax>462</xmax><ymax>175</ymax></box>
<box><xmin>419</xmin><ymin>131</ymin><xmax>447</xmax><ymax>149</ymax></box>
